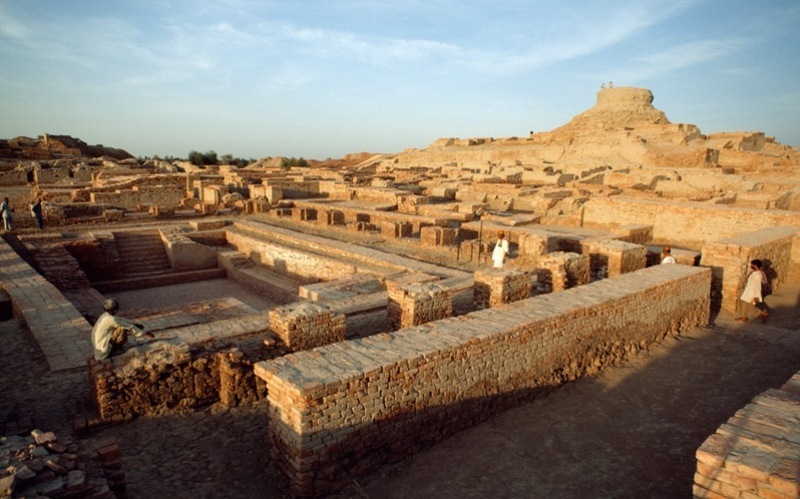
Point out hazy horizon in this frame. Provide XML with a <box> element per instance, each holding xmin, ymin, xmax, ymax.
<box><xmin>1</xmin><ymin>1</ymin><xmax>798</xmax><ymax>160</ymax></box>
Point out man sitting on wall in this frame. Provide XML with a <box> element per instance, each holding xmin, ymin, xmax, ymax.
<box><xmin>92</xmin><ymin>298</ymin><xmax>155</xmax><ymax>360</ymax></box>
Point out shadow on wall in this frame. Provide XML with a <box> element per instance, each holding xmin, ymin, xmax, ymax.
<box><xmin>321</xmin><ymin>299</ymin><xmax>800</xmax><ymax>498</ymax></box>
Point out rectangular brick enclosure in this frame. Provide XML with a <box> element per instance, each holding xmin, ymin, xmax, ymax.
<box><xmin>254</xmin><ymin>264</ymin><xmax>711</xmax><ymax>496</ymax></box>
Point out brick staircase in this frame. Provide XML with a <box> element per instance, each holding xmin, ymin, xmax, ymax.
<box><xmin>113</xmin><ymin>230</ymin><xmax>172</xmax><ymax>276</ymax></box>
<box><xmin>92</xmin><ymin>230</ymin><xmax>226</xmax><ymax>293</ymax></box>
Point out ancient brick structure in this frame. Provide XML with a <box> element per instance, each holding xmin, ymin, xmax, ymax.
<box><xmin>534</xmin><ymin>251</ymin><xmax>590</xmax><ymax>293</ymax></box>
<box><xmin>268</xmin><ymin>301</ymin><xmax>346</xmax><ymax>350</ymax></box>
<box><xmin>699</xmin><ymin>226</ymin><xmax>797</xmax><ymax>312</ymax></box>
<box><xmin>582</xmin><ymin>238</ymin><xmax>647</xmax><ymax>278</ymax></box>
<box><xmin>88</xmin><ymin>339</ymin><xmax>270</xmax><ymax>422</ymax></box>
<box><xmin>582</xmin><ymin>197</ymin><xmax>800</xmax><ymax>248</ymax></box>
<box><xmin>387</xmin><ymin>282</ymin><xmax>453</xmax><ymax>330</ymax></box>
<box><xmin>420</xmin><ymin>226</ymin><xmax>458</xmax><ymax>247</ymax></box>
<box><xmin>694</xmin><ymin>371</ymin><xmax>800</xmax><ymax>499</ymax></box>
<box><xmin>255</xmin><ymin>265</ymin><xmax>711</xmax><ymax>496</ymax></box>
<box><xmin>380</xmin><ymin>220</ymin><xmax>412</xmax><ymax>239</ymax></box>
<box><xmin>473</xmin><ymin>268</ymin><xmax>532</xmax><ymax>309</ymax></box>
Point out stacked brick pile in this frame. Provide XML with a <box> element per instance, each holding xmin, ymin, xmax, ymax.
<box><xmin>269</xmin><ymin>302</ymin><xmax>346</xmax><ymax>351</ymax></box>
<box><xmin>218</xmin><ymin>347</ymin><xmax>268</xmax><ymax>407</ymax></box>
<box><xmin>474</xmin><ymin>268</ymin><xmax>532</xmax><ymax>309</ymax></box>
<box><xmin>700</xmin><ymin>226</ymin><xmax>797</xmax><ymax>312</ymax></box>
<box><xmin>533</xmin><ymin>251</ymin><xmax>590</xmax><ymax>293</ymax></box>
<box><xmin>387</xmin><ymin>282</ymin><xmax>453</xmax><ymax>330</ymax></box>
<box><xmin>88</xmin><ymin>339</ymin><xmax>270</xmax><ymax>422</ymax></box>
<box><xmin>0</xmin><ymin>430</ymin><xmax>123</xmax><ymax>498</ymax></box>
<box><xmin>255</xmin><ymin>265</ymin><xmax>711</xmax><ymax>497</ymax></box>
<box><xmin>694</xmin><ymin>371</ymin><xmax>800</xmax><ymax>498</ymax></box>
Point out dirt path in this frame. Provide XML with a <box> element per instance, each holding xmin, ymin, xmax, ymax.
<box><xmin>2</xmin><ymin>283</ymin><xmax>798</xmax><ymax>498</ymax></box>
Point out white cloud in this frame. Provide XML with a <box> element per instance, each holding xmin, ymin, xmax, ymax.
<box><xmin>0</xmin><ymin>5</ymin><xmax>29</xmax><ymax>40</ymax></box>
<box><xmin>610</xmin><ymin>38</ymin><xmax>749</xmax><ymax>83</ymax></box>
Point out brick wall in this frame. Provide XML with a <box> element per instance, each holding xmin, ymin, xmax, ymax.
<box><xmin>582</xmin><ymin>239</ymin><xmax>647</xmax><ymax>278</ymax></box>
<box><xmin>254</xmin><ymin>264</ymin><xmax>711</xmax><ymax>496</ymax></box>
<box><xmin>90</xmin><ymin>185</ymin><xmax>185</xmax><ymax>211</ymax></box>
<box><xmin>225</xmin><ymin>227</ymin><xmax>360</xmax><ymax>281</ymax></box>
<box><xmin>694</xmin><ymin>371</ymin><xmax>800</xmax><ymax>499</ymax></box>
<box><xmin>380</xmin><ymin>220</ymin><xmax>412</xmax><ymax>239</ymax></box>
<box><xmin>474</xmin><ymin>268</ymin><xmax>532</xmax><ymax>309</ymax></box>
<box><xmin>269</xmin><ymin>302</ymin><xmax>346</xmax><ymax>351</ymax></box>
<box><xmin>699</xmin><ymin>226</ymin><xmax>797</xmax><ymax>312</ymax></box>
<box><xmin>420</xmin><ymin>226</ymin><xmax>458</xmax><ymax>247</ymax></box>
<box><xmin>534</xmin><ymin>251</ymin><xmax>590</xmax><ymax>293</ymax></box>
<box><xmin>582</xmin><ymin>197</ymin><xmax>800</xmax><ymax>247</ymax></box>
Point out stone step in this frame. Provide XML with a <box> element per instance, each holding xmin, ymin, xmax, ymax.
<box><xmin>93</xmin><ymin>268</ymin><xmax>228</xmax><ymax>293</ymax></box>
<box><xmin>113</xmin><ymin>230</ymin><xmax>172</xmax><ymax>276</ymax></box>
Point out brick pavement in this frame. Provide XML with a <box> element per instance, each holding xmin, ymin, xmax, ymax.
<box><xmin>0</xmin><ymin>237</ymin><xmax>92</xmax><ymax>371</ymax></box>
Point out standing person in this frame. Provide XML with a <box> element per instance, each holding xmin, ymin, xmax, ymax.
<box><xmin>492</xmin><ymin>230</ymin><xmax>509</xmax><ymax>269</ymax></box>
<box><xmin>661</xmin><ymin>246</ymin><xmax>676</xmax><ymax>264</ymax></box>
<box><xmin>91</xmin><ymin>298</ymin><xmax>154</xmax><ymax>360</ymax></box>
<box><xmin>1</xmin><ymin>197</ymin><xmax>12</xmax><ymax>231</ymax></box>
<box><xmin>30</xmin><ymin>197</ymin><xmax>43</xmax><ymax>230</ymax></box>
<box><xmin>735</xmin><ymin>259</ymin><xmax>769</xmax><ymax>323</ymax></box>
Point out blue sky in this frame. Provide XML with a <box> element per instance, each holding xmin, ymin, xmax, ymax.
<box><xmin>1</xmin><ymin>0</ymin><xmax>798</xmax><ymax>160</ymax></box>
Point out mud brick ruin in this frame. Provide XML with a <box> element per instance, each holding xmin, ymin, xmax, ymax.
<box><xmin>1</xmin><ymin>87</ymin><xmax>798</xmax><ymax>497</ymax></box>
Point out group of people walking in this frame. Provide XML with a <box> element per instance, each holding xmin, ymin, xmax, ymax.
<box><xmin>0</xmin><ymin>196</ymin><xmax>45</xmax><ymax>231</ymax></box>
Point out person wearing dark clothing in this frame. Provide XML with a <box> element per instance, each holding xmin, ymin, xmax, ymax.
<box><xmin>30</xmin><ymin>198</ymin><xmax>43</xmax><ymax>229</ymax></box>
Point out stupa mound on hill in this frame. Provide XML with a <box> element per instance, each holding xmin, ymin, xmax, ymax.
<box><xmin>386</xmin><ymin>86</ymin><xmax>799</xmax><ymax>173</ymax></box>
<box><xmin>555</xmin><ymin>86</ymin><xmax>671</xmax><ymax>132</ymax></box>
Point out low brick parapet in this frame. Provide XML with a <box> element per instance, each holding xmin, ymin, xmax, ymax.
<box><xmin>694</xmin><ymin>372</ymin><xmax>800</xmax><ymax>498</ymax></box>
<box><xmin>255</xmin><ymin>264</ymin><xmax>711</xmax><ymax>496</ymax></box>
<box><xmin>0</xmin><ymin>238</ymin><xmax>92</xmax><ymax>371</ymax></box>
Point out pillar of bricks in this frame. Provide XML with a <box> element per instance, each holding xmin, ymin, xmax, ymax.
<box><xmin>297</xmin><ymin>208</ymin><xmax>317</xmax><ymax>222</ymax></box>
<box><xmin>326</xmin><ymin>210</ymin><xmax>345</xmax><ymax>226</ymax></box>
<box><xmin>387</xmin><ymin>282</ymin><xmax>452</xmax><ymax>331</ymax></box>
<box><xmin>474</xmin><ymin>268</ymin><xmax>532</xmax><ymax>309</ymax></box>
<box><xmin>269</xmin><ymin>302</ymin><xmax>346</xmax><ymax>350</ymax></box>
<box><xmin>534</xmin><ymin>251</ymin><xmax>590</xmax><ymax>293</ymax></box>
<box><xmin>381</xmin><ymin>221</ymin><xmax>412</xmax><ymax>239</ymax></box>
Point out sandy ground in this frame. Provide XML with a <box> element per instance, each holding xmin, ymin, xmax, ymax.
<box><xmin>1</xmin><ymin>279</ymin><xmax>798</xmax><ymax>498</ymax></box>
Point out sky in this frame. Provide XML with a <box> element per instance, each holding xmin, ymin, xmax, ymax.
<box><xmin>1</xmin><ymin>0</ymin><xmax>798</xmax><ymax>160</ymax></box>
